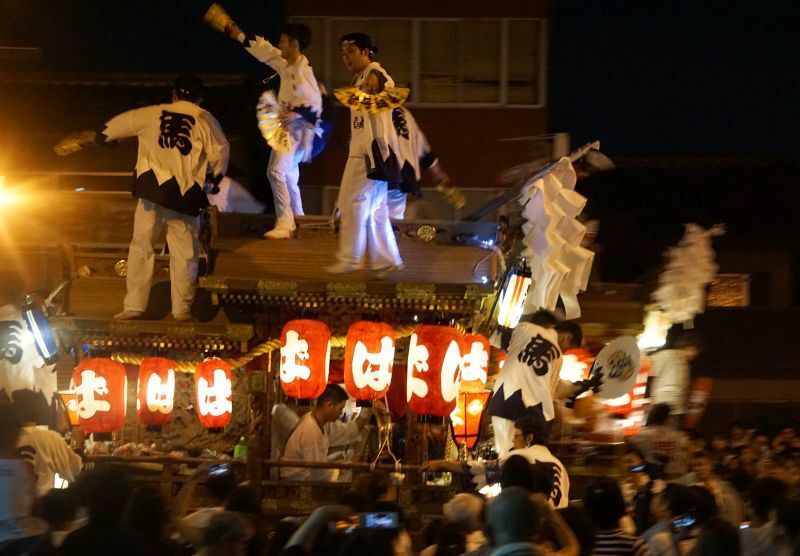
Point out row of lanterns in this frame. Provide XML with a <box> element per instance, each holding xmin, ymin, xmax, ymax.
<box><xmin>66</xmin><ymin>320</ymin><xmax>503</xmax><ymax>435</ymax></box>
<box><xmin>68</xmin><ymin>356</ymin><xmax>233</xmax><ymax>433</ymax></box>
<box><xmin>279</xmin><ymin>320</ymin><xmax>498</xmax><ymax>420</ymax></box>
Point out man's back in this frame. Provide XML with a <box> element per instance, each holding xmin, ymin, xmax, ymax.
<box><xmin>101</xmin><ymin>99</ymin><xmax>229</xmax><ymax>216</ymax></box>
<box><xmin>17</xmin><ymin>426</ymin><xmax>82</xmax><ymax>496</ymax></box>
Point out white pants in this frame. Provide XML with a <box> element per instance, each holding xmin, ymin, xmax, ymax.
<box><xmin>124</xmin><ymin>199</ymin><xmax>199</xmax><ymax>317</ymax></box>
<box><xmin>387</xmin><ymin>189</ymin><xmax>407</xmax><ymax>220</ymax></box>
<box><xmin>336</xmin><ymin>157</ymin><xmax>403</xmax><ymax>268</ymax></box>
<box><xmin>266</xmin><ymin>131</ymin><xmax>308</xmax><ymax>230</ymax></box>
<box><xmin>492</xmin><ymin>416</ymin><xmax>515</xmax><ymax>457</ymax></box>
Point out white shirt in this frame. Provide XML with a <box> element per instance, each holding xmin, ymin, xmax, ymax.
<box><xmin>17</xmin><ymin>425</ymin><xmax>82</xmax><ymax>496</ymax></box>
<box><xmin>0</xmin><ymin>304</ymin><xmax>56</xmax><ymax>403</ymax></box>
<box><xmin>649</xmin><ymin>349</ymin><xmax>690</xmax><ymax>414</ymax></box>
<box><xmin>245</xmin><ymin>37</ymin><xmax>322</xmax><ymax>118</ymax></box>
<box><xmin>271</xmin><ymin>403</ymin><xmax>301</xmax><ymax>460</ymax></box>
<box><xmin>280</xmin><ymin>412</ymin><xmax>363</xmax><ymax>482</ymax></box>
<box><xmin>101</xmin><ymin>100</ymin><xmax>229</xmax><ymax>196</ymax></box>
<box><xmin>348</xmin><ymin>62</ymin><xmax>400</xmax><ymax>172</ymax></box>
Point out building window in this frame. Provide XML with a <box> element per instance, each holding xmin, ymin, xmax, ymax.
<box><xmin>292</xmin><ymin>17</ymin><xmax>545</xmax><ymax>107</ymax></box>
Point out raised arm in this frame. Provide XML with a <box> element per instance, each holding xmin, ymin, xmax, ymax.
<box><xmin>245</xmin><ymin>35</ymin><xmax>287</xmax><ymax>73</ymax></box>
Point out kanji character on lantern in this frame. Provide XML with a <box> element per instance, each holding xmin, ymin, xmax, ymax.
<box><xmin>195</xmin><ymin>358</ymin><xmax>233</xmax><ymax>429</ymax></box>
<box><xmin>460</xmin><ymin>334</ymin><xmax>489</xmax><ymax>393</ymax></box>
<box><xmin>407</xmin><ymin>326</ymin><xmax>464</xmax><ymax>419</ymax></box>
<box><xmin>280</xmin><ymin>320</ymin><xmax>330</xmax><ymax>400</ymax></box>
<box><xmin>70</xmin><ymin>358</ymin><xmax>127</xmax><ymax>434</ymax></box>
<box><xmin>137</xmin><ymin>357</ymin><xmax>176</xmax><ymax>427</ymax></box>
<box><xmin>344</xmin><ymin>321</ymin><xmax>395</xmax><ymax>404</ymax></box>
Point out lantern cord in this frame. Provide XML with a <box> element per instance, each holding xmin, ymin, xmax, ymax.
<box><xmin>370</xmin><ymin>409</ymin><xmax>401</xmax><ymax>473</ymax></box>
<box><xmin>109</xmin><ymin>322</ymin><xmax>467</xmax><ymax>372</ymax></box>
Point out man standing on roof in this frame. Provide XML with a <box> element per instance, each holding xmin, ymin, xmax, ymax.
<box><xmin>245</xmin><ymin>23</ymin><xmax>323</xmax><ymax>239</ymax></box>
<box><xmin>57</xmin><ymin>74</ymin><xmax>230</xmax><ymax>322</ymax></box>
<box><xmin>325</xmin><ymin>33</ymin><xmax>404</xmax><ymax>276</ymax></box>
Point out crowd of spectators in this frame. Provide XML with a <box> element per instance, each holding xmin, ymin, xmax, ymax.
<box><xmin>3</xmin><ymin>388</ymin><xmax>800</xmax><ymax>555</ymax></box>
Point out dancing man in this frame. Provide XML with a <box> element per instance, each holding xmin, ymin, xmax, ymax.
<box><xmin>245</xmin><ymin>23</ymin><xmax>323</xmax><ymax>239</ymax></box>
<box><xmin>58</xmin><ymin>75</ymin><xmax>229</xmax><ymax>321</ymax></box>
<box><xmin>325</xmin><ymin>33</ymin><xmax>404</xmax><ymax>275</ymax></box>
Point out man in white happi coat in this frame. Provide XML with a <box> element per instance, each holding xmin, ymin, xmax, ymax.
<box><xmin>325</xmin><ymin>33</ymin><xmax>404</xmax><ymax>276</ymax></box>
<box><xmin>487</xmin><ymin>311</ymin><xmax>563</xmax><ymax>456</ymax></box>
<box><xmin>95</xmin><ymin>75</ymin><xmax>229</xmax><ymax>321</ymax></box>
<box><xmin>0</xmin><ymin>273</ymin><xmax>56</xmax><ymax>403</ymax></box>
<box><xmin>245</xmin><ymin>23</ymin><xmax>323</xmax><ymax>239</ymax></box>
<box><xmin>385</xmin><ymin>106</ymin><xmax>450</xmax><ymax>219</ymax></box>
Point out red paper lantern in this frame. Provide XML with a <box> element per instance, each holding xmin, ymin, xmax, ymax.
<box><xmin>344</xmin><ymin>321</ymin><xmax>395</xmax><ymax>404</ymax></box>
<box><xmin>195</xmin><ymin>358</ymin><xmax>233</xmax><ymax>429</ymax></box>
<box><xmin>70</xmin><ymin>358</ymin><xmax>127</xmax><ymax>434</ymax></box>
<box><xmin>451</xmin><ymin>390</ymin><xmax>491</xmax><ymax>448</ymax></box>
<box><xmin>279</xmin><ymin>319</ymin><xmax>331</xmax><ymax>400</ymax></box>
<box><xmin>406</xmin><ymin>326</ymin><xmax>465</xmax><ymax>419</ymax></box>
<box><xmin>560</xmin><ymin>348</ymin><xmax>594</xmax><ymax>383</ymax></box>
<box><xmin>460</xmin><ymin>334</ymin><xmax>489</xmax><ymax>393</ymax></box>
<box><xmin>137</xmin><ymin>357</ymin><xmax>176</xmax><ymax>427</ymax></box>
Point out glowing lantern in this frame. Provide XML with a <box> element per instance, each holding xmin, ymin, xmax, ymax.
<box><xmin>603</xmin><ymin>355</ymin><xmax>651</xmax><ymax>437</ymax></box>
<box><xmin>407</xmin><ymin>325</ymin><xmax>465</xmax><ymax>420</ymax></box>
<box><xmin>195</xmin><ymin>358</ymin><xmax>233</xmax><ymax>429</ymax></box>
<box><xmin>490</xmin><ymin>348</ymin><xmax>507</xmax><ymax>377</ymax></box>
<box><xmin>137</xmin><ymin>357</ymin><xmax>176</xmax><ymax>427</ymax></box>
<box><xmin>460</xmin><ymin>334</ymin><xmax>489</xmax><ymax>393</ymax></box>
<box><xmin>496</xmin><ymin>265</ymin><xmax>532</xmax><ymax>329</ymax></box>
<box><xmin>279</xmin><ymin>319</ymin><xmax>331</xmax><ymax>400</ymax></box>
<box><xmin>57</xmin><ymin>390</ymin><xmax>80</xmax><ymax>427</ymax></box>
<box><xmin>560</xmin><ymin>348</ymin><xmax>594</xmax><ymax>383</ymax></box>
<box><xmin>70</xmin><ymin>358</ymin><xmax>127</xmax><ymax>434</ymax></box>
<box><xmin>344</xmin><ymin>321</ymin><xmax>395</xmax><ymax>405</ymax></box>
<box><xmin>451</xmin><ymin>390</ymin><xmax>490</xmax><ymax>448</ymax></box>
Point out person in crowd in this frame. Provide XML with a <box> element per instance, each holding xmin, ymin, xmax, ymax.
<box><xmin>635</xmin><ymin>403</ymin><xmax>691</xmax><ymax>478</ymax></box>
<box><xmin>648</xmin><ymin>331</ymin><xmax>702</xmax><ymax>417</ymax></box>
<box><xmin>13</xmin><ymin>389</ymin><xmax>82</xmax><ymax>496</ymax></box>
<box><xmin>173</xmin><ymin>463</ymin><xmax>239</xmax><ymax>549</ymax></box>
<box><xmin>643</xmin><ymin>483</ymin><xmax>694</xmax><ymax>556</ymax></box>
<box><xmin>583</xmin><ymin>477</ymin><xmax>650</xmax><ymax>555</ymax></box>
<box><xmin>555</xmin><ymin>320</ymin><xmax>583</xmax><ymax>353</ymax></box>
<box><xmin>281</xmin><ymin>385</ymin><xmax>372</xmax><ymax>481</ymax></box>
<box><xmin>558</xmin><ymin>505</ymin><xmax>596</xmax><ymax>556</ymax></box>
<box><xmin>0</xmin><ymin>403</ymin><xmax>45</xmax><ymax>555</ymax></box>
<box><xmin>442</xmin><ymin>493</ymin><xmax>486</xmax><ymax>553</ymax></box>
<box><xmin>31</xmin><ymin>488</ymin><xmax>78</xmax><ymax>555</ymax></box>
<box><xmin>691</xmin><ymin>516</ymin><xmax>741</xmax><ymax>555</ymax></box>
<box><xmin>620</xmin><ymin>445</ymin><xmax>663</xmax><ymax>534</ymax></box>
<box><xmin>58</xmin><ymin>74</ymin><xmax>230</xmax><ymax>322</ymax></box>
<box><xmin>484</xmin><ymin>487</ymin><xmax>579</xmax><ymax>556</ymax></box>
<box><xmin>225</xmin><ymin>485</ymin><xmax>269</xmax><ymax>556</ymax></box>
<box><xmin>429</xmin><ymin>413</ymin><xmax>570</xmax><ymax>509</ymax></box>
<box><xmin>691</xmin><ymin>452</ymin><xmax>745</xmax><ymax>527</ymax></box>
<box><xmin>739</xmin><ymin>477</ymin><xmax>787</xmax><ymax>556</ymax></box>
<box><xmin>776</xmin><ymin>496</ymin><xmax>800</xmax><ymax>555</ymax></box>
<box><xmin>197</xmin><ymin>511</ymin><xmax>253</xmax><ymax>556</ymax></box>
<box><xmin>124</xmin><ymin>486</ymin><xmax>183</xmax><ymax>556</ymax></box>
<box><xmin>271</xmin><ymin>397</ymin><xmax>312</xmax><ymax>460</ymax></box>
<box><xmin>244</xmin><ymin>23</ymin><xmax>322</xmax><ymax>240</ymax></box>
<box><xmin>62</xmin><ymin>467</ymin><xmax>144</xmax><ymax>555</ymax></box>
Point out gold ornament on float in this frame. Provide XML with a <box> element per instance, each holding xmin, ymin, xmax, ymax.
<box><xmin>416</xmin><ymin>225</ymin><xmax>437</xmax><ymax>242</ymax></box>
<box><xmin>114</xmin><ymin>260</ymin><xmax>128</xmax><ymax>277</ymax></box>
<box><xmin>256</xmin><ymin>92</ymin><xmax>292</xmax><ymax>153</ymax></box>
<box><xmin>333</xmin><ymin>87</ymin><xmax>410</xmax><ymax>113</ymax></box>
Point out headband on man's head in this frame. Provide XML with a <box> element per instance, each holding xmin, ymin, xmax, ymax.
<box><xmin>339</xmin><ymin>32</ymin><xmax>378</xmax><ymax>55</ymax></box>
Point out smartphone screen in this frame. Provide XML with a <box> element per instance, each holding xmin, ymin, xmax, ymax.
<box><xmin>361</xmin><ymin>512</ymin><xmax>399</xmax><ymax>529</ymax></box>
